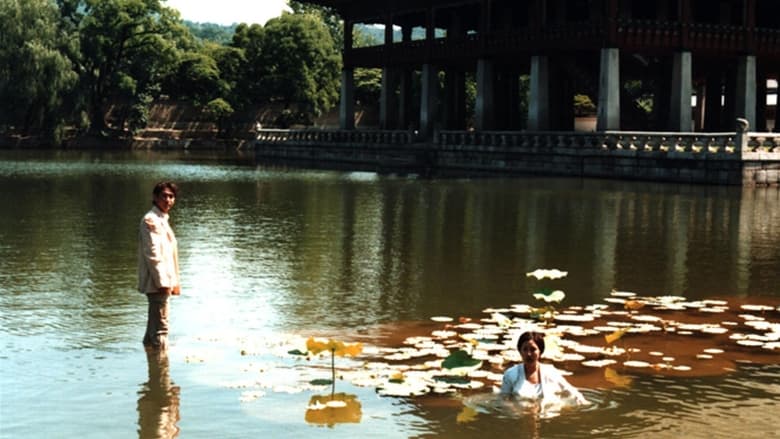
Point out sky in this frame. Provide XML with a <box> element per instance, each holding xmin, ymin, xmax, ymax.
<box><xmin>165</xmin><ymin>0</ymin><xmax>290</xmax><ymax>25</ymax></box>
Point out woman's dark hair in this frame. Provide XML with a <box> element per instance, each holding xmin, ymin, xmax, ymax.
<box><xmin>517</xmin><ymin>331</ymin><xmax>545</xmax><ymax>354</ymax></box>
<box><xmin>153</xmin><ymin>181</ymin><xmax>178</xmax><ymax>197</ymax></box>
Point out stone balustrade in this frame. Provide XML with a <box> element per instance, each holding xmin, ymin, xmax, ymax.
<box><xmin>256</xmin><ymin>129</ymin><xmax>414</xmax><ymax>146</ymax></box>
<box><xmin>255</xmin><ymin>128</ymin><xmax>780</xmax><ymax>185</ymax></box>
<box><xmin>436</xmin><ymin>130</ymin><xmax>780</xmax><ymax>155</ymax></box>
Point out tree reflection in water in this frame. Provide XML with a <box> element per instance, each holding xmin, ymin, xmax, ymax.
<box><xmin>137</xmin><ymin>351</ymin><xmax>181</xmax><ymax>439</ymax></box>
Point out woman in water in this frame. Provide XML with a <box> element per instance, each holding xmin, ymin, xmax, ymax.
<box><xmin>501</xmin><ymin>331</ymin><xmax>588</xmax><ymax>405</ymax></box>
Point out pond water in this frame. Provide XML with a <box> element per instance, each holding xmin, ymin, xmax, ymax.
<box><xmin>0</xmin><ymin>150</ymin><xmax>778</xmax><ymax>438</ymax></box>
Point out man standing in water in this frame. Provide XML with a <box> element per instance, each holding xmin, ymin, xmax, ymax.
<box><xmin>138</xmin><ymin>182</ymin><xmax>181</xmax><ymax>351</ymax></box>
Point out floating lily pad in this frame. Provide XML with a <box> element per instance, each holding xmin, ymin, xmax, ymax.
<box><xmin>736</xmin><ymin>340</ymin><xmax>764</xmax><ymax>347</ymax></box>
<box><xmin>611</xmin><ymin>291</ymin><xmax>637</xmax><ymax>298</ymax></box>
<box><xmin>582</xmin><ymin>359</ymin><xmax>617</xmax><ymax>368</ymax></box>
<box><xmin>624</xmin><ymin>360</ymin><xmax>651</xmax><ymax>368</ymax></box>
<box><xmin>434</xmin><ymin>375</ymin><xmax>471</xmax><ymax>385</ymax></box>
<box><xmin>442</xmin><ymin>350</ymin><xmax>482</xmax><ymax>372</ymax></box>
<box><xmin>701</xmin><ymin>327</ymin><xmax>728</xmax><ymax>335</ymax></box>
<box><xmin>431</xmin><ymin>316</ymin><xmax>454</xmax><ymax>322</ymax></box>
<box><xmin>763</xmin><ymin>342</ymin><xmax>780</xmax><ymax>350</ymax></box>
<box><xmin>700</xmin><ymin>307</ymin><xmax>728</xmax><ymax>313</ymax></box>
<box><xmin>741</xmin><ymin>304</ymin><xmax>774</xmax><ymax>312</ymax></box>
<box><xmin>555</xmin><ymin>314</ymin><xmax>595</xmax><ymax>322</ymax></box>
<box><xmin>631</xmin><ymin>315</ymin><xmax>663</xmax><ymax>322</ymax></box>
<box><xmin>431</xmin><ymin>330</ymin><xmax>457</xmax><ymax>339</ymax></box>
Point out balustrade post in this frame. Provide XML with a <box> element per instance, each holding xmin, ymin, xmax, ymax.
<box><xmin>736</xmin><ymin>118</ymin><xmax>749</xmax><ymax>153</ymax></box>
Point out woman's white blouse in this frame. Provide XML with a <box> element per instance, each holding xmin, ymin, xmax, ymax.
<box><xmin>501</xmin><ymin>363</ymin><xmax>587</xmax><ymax>405</ymax></box>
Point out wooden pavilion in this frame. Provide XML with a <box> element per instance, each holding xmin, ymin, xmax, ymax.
<box><xmin>304</xmin><ymin>0</ymin><xmax>779</xmax><ymax>135</ymax></box>
<box><xmin>257</xmin><ymin>1</ymin><xmax>780</xmax><ymax>185</ymax></box>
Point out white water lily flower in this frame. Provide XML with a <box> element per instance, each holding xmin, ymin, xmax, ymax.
<box><xmin>491</xmin><ymin>312</ymin><xmax>513</xmax><ymax>328</ymax></box>
<box><xmin>534</xmin><ymin>290</ymin><xmax>566</xmax><ymax>303</ymax></box>
<box><xmin>526</xmin><ymin>269</ymin><xmax>568</xmax><ymax>280</ymax></box>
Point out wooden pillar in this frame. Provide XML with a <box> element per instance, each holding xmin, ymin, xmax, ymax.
<box><xmin>380</xmin><ymin>68</ymin><xmax>399</xmax><ymax>129</ymax></box>
<box><xmin>703</xmin><ymin>71</ymin><xmax>722</xmax><ymax>131</ymax></box>
<box><xmin>344</xmin><ymin>20</ymin><xmax>353</xmax><ymax>54</ymax></box>
<box><xmin>444</xmin><ymin>70</ymin><xmax>466</xmax><ymax>130</ymax></box>
<box><xmin>651</xmin><ymin>57</ymin><xmax>672</xmax><ymax>131</ymax></box>
<box><xmin>694</xmin><ymin>81</ymin><xmax>705</xmax><ymax>131</ymax></box>
<box><xmin>398</xmin><ymin>26</ymin><xmax>413</xmax><ymax>130</ymax></box>
<box><xmin>380</xmin><ymin>15</ymin><xmax>397</xmax><ymax>130</ymax></box>
<box><xmin>745</xmin><ymin>0</ymin><xmax>756</xmax><ymax>52</ymax></box>
<box><xmin>340</xmin><ymin>20</ymin><xmax>354</xmax><ymax>130</ymax></box>
<box><xmin>444</xmin><ymin>13</ymin><xmax>466</xmax><ymax>130</ymax></box>
<box><xmin>723</xmin><ymin>67</ymin><xmax>737</xmax><ymax>130</ymax></box>
<box><xmin>419</xmin><ymin>8</ymin><xmax>438</xmax><ymax>138</ymax></box>
<box><xmin>606</xmin><ymin>0</ymin><xmax>618</xmax><ymax>45</ymax></box>
<box><xmin>339</xmin><ymin>68</ymin><xmax>354</xmax><ymax>130</ymax></box>
<box><xmin>756</xmin><ymin>72</ymin><xmax>767</xmax><ymax>132</ymax></box>
<box><xmin>420</xmin><ymin>64</ymin><xmax>438</xmax><ymax>138</ymax></box>
<box><xmin>506</xmin><ymin>71</ymin><xmax>522</xmax><ymax>130</ymax></box>
<box><xmin>679</xmin><ymin>0</ymin><xmax>691</xmax><ymax>47</ymax></box>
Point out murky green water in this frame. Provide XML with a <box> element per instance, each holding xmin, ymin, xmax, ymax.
<box><xmin>1</xmin><ymin>150</ymin><xmax>778</xmax><ymax>438</ymax></box>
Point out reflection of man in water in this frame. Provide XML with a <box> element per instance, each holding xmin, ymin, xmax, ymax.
<box><xmin>137</xmin><ymin>351</ymin><xmax>181</xmax><ymax>438</ymax></box>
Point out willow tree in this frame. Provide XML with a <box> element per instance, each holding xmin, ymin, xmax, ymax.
<box><xmin>0</xmin><ymin>0</ymin><xmax>78</xmax><ymax>142</ymax></box>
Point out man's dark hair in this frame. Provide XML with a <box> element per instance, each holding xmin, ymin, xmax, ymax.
<box><xmin>517</xmin><ymin>331</ymin><xmax>546</xmax><ymax>354</ymax></box>
<box><xmin>153</xmin><ymin>181</ymin><xmax>178</xmax><ymax>197</ymax></box>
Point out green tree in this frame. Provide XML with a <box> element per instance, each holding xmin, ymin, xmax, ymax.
<box><xmin>76</xmin><ymin>0</ymin><xmax>189</xmax><ymax>135</ymax></box>
<box><xmin>203</xmin><ymin>98</ymin><xmax>234</xmax><ymax>137</ymax></box>
<box><xmin>0</xmin><ymin>0</ymin><xmax>79</xmax><ymax>142</ymax></box>
<box><xmin>233</xmin><ymin>14</ymin><xmax>340</xmax><ymax>126</ymax></box>
<box><xmin>229</xmin><ymin>23</ymin><xmax>265</xmax><ymax>107</ymax></box>
<box><xmin>163</xmin><ymin>50</ymin><xmax>225</xmax><ymax>105</ymax></box>
<box><xmin>289</xmin><ymin>0</ymin><xmax>343</xmax><ymax>49</ymax></box>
